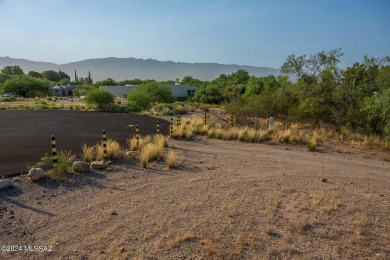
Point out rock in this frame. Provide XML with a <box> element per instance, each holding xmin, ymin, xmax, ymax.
<box><xmin>28</xmin><ymin>168</ymin><xmax>45</xmax><ymax>181</ymax></box>
<box><xmin>321</xmin><ymin>178</ymin><xmax>328</xmax><ymax>183</ymax></box>
<box><xmin>68</xmin><ymin>155</ymin><xmax>77</xmax><ymax>164</ymax></box>
<box><xmin>12</xmin><ymin>177</ymin><xmax>21</xmax><ymax>182</ymax></box>
<box><xmin>90</xmin><ymin>161</ymin><xmax>107</xmax><ymax>170</ymax></box>
<box><xmin>111</xmin><ymin>210</ymin><xmax>118</xmax><ymax>216</ymax></box>
<box><xmin>73</xmin><ymin>161</ymin><xmax>90</xmax><ymax>173</ymax></box>
<box><xmin>0</xmin><ymin>179</ymin><xmax>13</xmax><ymax>190</ymax></box>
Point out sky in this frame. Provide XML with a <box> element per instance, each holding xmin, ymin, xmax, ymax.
<box><xmin>0</xmin><ymin>0</ymin><xmax>389</xmax><ymax>68</ymax></box>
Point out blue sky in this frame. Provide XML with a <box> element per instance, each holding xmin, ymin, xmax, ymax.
<box><xmin>0</xmin><ymin>0</ymin><xmax>389</xmax><ymax>68</ymax></box>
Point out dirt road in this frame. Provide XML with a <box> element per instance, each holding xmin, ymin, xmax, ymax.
<box><xmin>1</xmin><ymin>139</ymin><xmax>389</xmax><ymax>259</ymax></box>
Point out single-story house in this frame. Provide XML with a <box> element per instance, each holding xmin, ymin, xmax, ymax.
<box><xmin>169</xmin><ymin>85</ymin><xmax>198</xmax><ymax>101</ymax></box>
<box><xmin>52</xmin><ymin>84</ymin><xmax>76</xmax><ymax>97</ymax></box>
<box><xmin>101</xmin><ymin>84</ymin><xmax>198</xmax><ymax>100</ymax></box>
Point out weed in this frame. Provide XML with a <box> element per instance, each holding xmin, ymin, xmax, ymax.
<box><xmin>95</xmin><ymin>139</ymin><xmax>123</xmax><ymax>160</ymax></box>
<box><xmin>165</xmin><ymin>150</ymin><xmax>181</xmax><ymax>169</ymax></box>
<box><xmin>81</xmin><ymin>143</ymin><xmax>95</xmax><ymax>162</ymax></box>
<box><xmin>140</xmin><ymin>143</ymin><xmax>164</xmax><ymax>168</ymax></box>
<box><xmin>30</xmin><ymin>150</ymin><xmax>73</xmax><ymax>181</ymax></box>
<box><xmin>306</xmin><ymin>142</ymin><xmax>317</xmax><ymax>152</ymax></box>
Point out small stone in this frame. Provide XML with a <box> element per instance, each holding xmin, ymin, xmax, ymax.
<box><xmin>0</xmin><ymin>179</ymin><xmax>13</xmax><ymax>190</ymax></box>
<box><xmin>111</xmin><ymin>210</ymin><xmax>118</xmax><ymax>216</ymax></box>
<box><xmin>91</xmin><ymin>161</ymin><xmax>107</xmax><ymax>170</ymax></box>
<box><xmin>73</xmin><ymin>161</ymin><xmax>90</xmax><ymax>173</ymax></box>
<box><xmin>12</xmin><ymin>177</ymin><xmax>21</xmax><ymax>183</ymax></box>
<box><xmin>321</xmin><ymin>178</ymin><xmax>328</xmax><ymax>183</ymax></box>
<box><xmin>28</xmin><ymin>168</ymin><xmax>45</xmax><ymax>181</ymax></box>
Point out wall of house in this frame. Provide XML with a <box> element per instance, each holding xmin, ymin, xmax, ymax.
<box><xmin>169</xmin><ymin>85</ymin><xmax>198</xmax><ymax>99</ymax></box>
<box><xmin>100</xmin><ymin>85</ymin><xmax>135</xmax><ymax>98</ymax></box>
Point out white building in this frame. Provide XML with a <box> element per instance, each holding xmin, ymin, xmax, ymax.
<box><xmin>101</xmin><ymin>84</ymin><xmax>198</xmax><ymax>100</ymax></box>
<box><xmin>100</xmin><ymin>85</ymin><xmax>136</xmax><ymax>98</ymax></box>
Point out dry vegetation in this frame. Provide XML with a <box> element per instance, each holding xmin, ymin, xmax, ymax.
<box><xmin>171</xmin><ymin>113</ymin><xmax>389</xmax><ymax>157</ymax></box>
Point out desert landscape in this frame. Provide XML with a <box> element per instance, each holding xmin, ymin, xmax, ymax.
<box><xmin>1</xmin><ymin>136</ymin><xmax>389</xmax><ymax>259</ymax></box>
<box><xmin>1</xmin><ymin>2</ymin><xmax>389</xmax><ymax>259</ymax></box>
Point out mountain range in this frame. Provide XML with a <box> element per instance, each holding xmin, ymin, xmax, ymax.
<box><xmin>0</xmin><ymin>56</ymin><xmax>280</xmax><ymax>82</ymax></box>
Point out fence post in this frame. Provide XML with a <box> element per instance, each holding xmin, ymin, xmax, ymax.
<box><xmin>102</xmin><ymin>130</ymin><xmax>107</xmax><ymax>161</ymax></box>
<box><xmin>170</xmin><ymin>117</ymin><xmax>173</xmax><ymax>138</ymax></box>
<box><xmin>268</xmin><ymin>117</ymin><xmax>275</xmax><ymax>130</ymax></box>
<box><xmin>51</xmin><ymin>135</ymin><xmax>57</xmax><ymax>167</ymax></box>
<box><xmin>157</xmin><ymin>121</ymin><xmax>160</xmax><ymax>134</ymax></box>
<box><xmin>136</xmin><ymin>125</ymin><xmax>140</xmax><ymax>146</ymax></box>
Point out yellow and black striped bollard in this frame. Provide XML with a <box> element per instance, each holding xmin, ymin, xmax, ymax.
<box><xmin>157</xmin><ymin>121</ymin><xmax>160</xmax><ymax>134</ymax></box>
<box><xmin>102</xmin><ymin>130</ymin><xmax>107</xmax><ymax>161</ymax></box>
<box><xmin>178</xmin><ymin>115</ymin><xmax>181</xmax><ymax>125</ymax></box>
<box><xmin>170</xmin><ymin>117</ymin><xmax>173</xmax><ymax>138</ymax></box>
<box><xmin>51</xmin><ymin>135</ymin><xmax>57</xmax><ymax>167</ymax></box>
<box><xmin>136</xmin><ymin>125</ymin><xmax>140</xmax><ymax>146</ymax></box>
<box><xmin>204</xmin><ymin>112</ymin><xmax>207</xmax><ymax>125</ymax></box>
<box><xmin>230</xmin><ymin>113</ymin><xmax>234</xmax><ymax>128</ymax></box>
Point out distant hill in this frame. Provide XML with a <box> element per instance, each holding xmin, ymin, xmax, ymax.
<box><xmin>0</xmin><ymin>56</ymin><xmax>280</xmax><ymax>81</ymax></box>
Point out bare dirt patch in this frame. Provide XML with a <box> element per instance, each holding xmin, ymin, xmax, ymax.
<box><xmin>0</xmin><ymin>138</ymin><xmax>389</xmax><ymax>259</ymax></box>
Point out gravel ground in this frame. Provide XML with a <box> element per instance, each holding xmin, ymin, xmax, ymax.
<box><xmin>0</xmin><ymin>138</ymin><xmax>389</xmax><ymax>259</ymax></box>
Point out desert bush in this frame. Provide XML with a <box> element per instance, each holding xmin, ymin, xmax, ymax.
<box><xmin>165</xmin><ymin>150</ymin><xmax>180</xmax><ymax>169</ymax></box>
<box><xmin>95</xmin><ymin>139</ymin><xmax>123</xmax><ymax>160</ymax></box>
<box><xmin>30</xmin><ymin>151</ymin><xmax>73</xmax><ymax>181</ymax></box>
<box><xmin>81</xmin><ymin>144</ymin><xmax>95</xmax><ymax>162</ymax></box>
<box><xmin>84</xmin><ymin>89</ymin><xmax>115</xmax><ymax>111</ymax></box>
<box><xmin>127</xmin><ymin>82</ymin><xmax>174</xmax><ymax>112</ymax></box>
<box><xmin>139</xmin><ymin>143</ymin><xmax>164</xmax><ymax>168</ymax></box>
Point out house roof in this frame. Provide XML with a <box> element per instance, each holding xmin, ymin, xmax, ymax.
<box><xmin>52</xmin><ymin>85</ymin><xmax>76</xmax><ymax>90</ymax></box>
<box><xmin>65</xmin><ymin>84</ymin><xmax>76</xmax><ymax>90</ymax></box>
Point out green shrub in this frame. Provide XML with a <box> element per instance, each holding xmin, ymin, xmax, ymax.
<box><xmin>127</xmin><ymin>82</ymin><xmax>174</xmax><ymax>112</ymax></box>
<box><xmin>30</xmin><ymin>151</ymin><xmax>73</xmax><ymax>181</ymax></box>
<box><xmin>84</xmin><ymin>89</ymin><xmax>115</xmax><ymax>111</ymax></box>
<box><xmin>0</xmin><ymin>97</ymin><xmax>16</xmax><ymax>102</ymax></box>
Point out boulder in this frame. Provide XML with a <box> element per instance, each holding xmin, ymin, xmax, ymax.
<box><xmin>90</xmin><ymin>161</ymin><xmax>107</xmax><ymax>170</ymax></box>
<box><xmin>0</xmin><ymin>179</ymin><xmax>13</xmax><ymax>190</ymax></box>
<box><xmin>28</xmin><ymin>168</ymin><xmax>45</xmax><ymax>181</ymax></box>
<box><xmin>73</xmin><ymin>161</ymin><xmax>90</xmax><ymax>173</ymax></box>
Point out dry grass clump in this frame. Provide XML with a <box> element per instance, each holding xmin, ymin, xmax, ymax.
<box><xmin>165</xmin><ymin>150</ymin><xmax>181</xmax><ymax>169</ymax></box>
<box><xmin>140</xmin><ymin>143</ymin><xmax>164</xmax><ymax>168</ymax></box>
<box><xmin>138</xmin><ymin>135</ymin><xmax>167</xmax><ymax>168</ymax></box>
<box><xmin>81</xmin><ymin>143</ymin><xmax>95</xmax><ymax>162</ymax></box>
<box><xmin>311</xmin><ymin>193</ymin><xmax>342</xmax><ymax>213</ymax></box>
<box><xmin>95</xmin><ymin>139</ymin><xmax>124</xmax><ymax>160</ymax></box>
<box><xmin>127</xmin><ymin>135</ymin><xmax>154</xmax><ymax>151</ymax></box>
